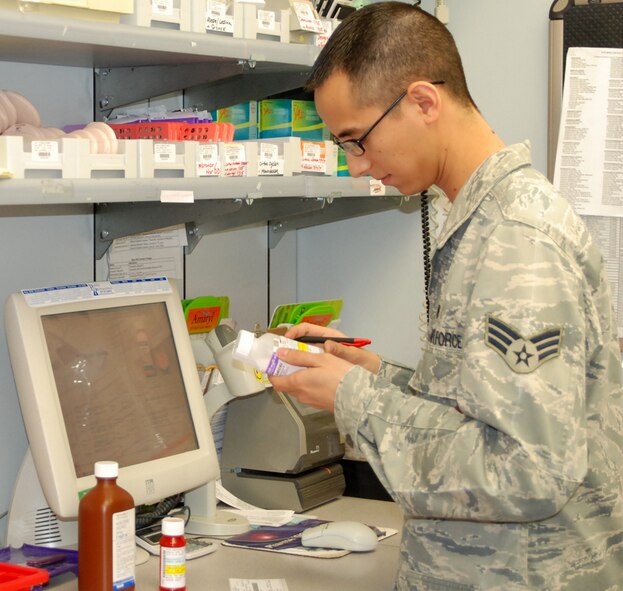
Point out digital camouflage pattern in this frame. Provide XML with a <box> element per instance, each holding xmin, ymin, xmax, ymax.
<box><xmin>334</xmin><ymin>143</ymin><xmax>623</xmax><ymax>590</ymax></box>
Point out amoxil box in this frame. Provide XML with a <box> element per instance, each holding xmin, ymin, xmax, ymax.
<box><xmin>216</xmin><ymin>101</ymin><xmax>258</xmax><ymax>141</ymax></box>
<box><xmin>259</xmin><ymin>100</ymin><xmax>327</xmax><ymax>141</ymax></box>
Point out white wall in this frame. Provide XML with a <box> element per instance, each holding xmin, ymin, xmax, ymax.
<box><xmin>296</xmin><ymin>0</ymin><xmax>551</xmax><ymax>367</ymax></box>
<box><xmin>0</xmin><ymin>63</ymin><xmax>94</xmax><ymax>543</ymax></box>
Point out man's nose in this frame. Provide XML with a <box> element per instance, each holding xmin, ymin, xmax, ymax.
<box><xmin>345</xmin><ymin>152</ymin><xmax>372</xmax><ymax>178</ymax></box>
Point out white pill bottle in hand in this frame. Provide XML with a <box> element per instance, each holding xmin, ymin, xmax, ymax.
<box><xmin>232</xmin><ymin>330</ymin><xmax>321</xmax><ymax>376</ymax></box>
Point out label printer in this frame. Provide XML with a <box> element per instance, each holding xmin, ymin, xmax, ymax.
<box><xmin>192</xmin><ymin>325</ymin><xmax>345</xmax><ymax>512</ymax></box>
<box><xmin>220</xmin><ymin>387</ymin><xmax>345</xmax><ymax>512</ymax></box>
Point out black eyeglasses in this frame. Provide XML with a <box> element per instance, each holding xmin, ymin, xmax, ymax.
<box><xmin>332</xmin><ymin>81</ymin><xmax>445</xmax><ymax>157</ymax></box>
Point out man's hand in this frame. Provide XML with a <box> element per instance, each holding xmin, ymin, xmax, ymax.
<box><xmin>283</xmin><ymin>322</ymin><xmax>346</xmax><ymax>340</ymax></box>
<box><xmin>268</xmin><ymin>347</ymin><xmax>352</xmax><ymax>412</ymax></box>
<box><xmin>284</xmin><ymin>323</ymin><xmax>381</xmax><ymax>374</ymax></box>
<box><xmin>268</xmin><ymin>334</ymin><xmax>381</xmax><ymax>412</ymax></box>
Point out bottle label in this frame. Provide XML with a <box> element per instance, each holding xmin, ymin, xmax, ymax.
<box><xmin>112</xmin><ymin>508</ymin><xmax>136</xmax><ymax>590</ymax></box>
<box><xmin>265</xmin><ymin>337</ymin><xmax>322</xmax><ymax>376</ymax></box>
<box><xmin>160</xmin><ymin>546</ymin><xmax>186</xmax><ymax>588</ymax></box>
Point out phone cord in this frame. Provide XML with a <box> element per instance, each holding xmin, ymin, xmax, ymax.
<box><xmin>420</xmin><ymin>190</ymin><xmax>431</xmax><ymax>325</ymax></box>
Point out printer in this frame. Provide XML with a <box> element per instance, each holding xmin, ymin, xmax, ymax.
<box><xmin>220</xmin><ymin>387</ymin><xmax>345</xmax><ymax>512</ymax></box>
<box><xmin>192</xmin><ymin>325</ymin><xmax>345</xmax><ymax>512</ymax></box>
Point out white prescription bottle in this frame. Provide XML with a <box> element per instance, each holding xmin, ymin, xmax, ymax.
<box><xmin>232</xmin><ymin>329</ymin><xmax>321</xmax><ymax>376</ymax></box>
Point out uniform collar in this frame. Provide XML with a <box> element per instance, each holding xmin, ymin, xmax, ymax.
<box><xmin>435</xmin><ymin>141</ymin><xmax>533</xmax><ymax>249</ymax></box>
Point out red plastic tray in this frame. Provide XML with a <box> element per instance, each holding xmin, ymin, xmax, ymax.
<box><xmin>108</xmin><ymin>121</ymin><xmax>235</xmax><ymax>142</ymax></box>
<box><xmin>0</xmin><ymin>563</ymin><xmax>49</xmax><ymax>591</ymax></box>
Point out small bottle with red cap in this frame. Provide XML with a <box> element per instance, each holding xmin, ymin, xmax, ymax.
<box><xmin>159</xmin><ymin>517</ymin><xmax>186</xmax><ymax>591</ymax></box>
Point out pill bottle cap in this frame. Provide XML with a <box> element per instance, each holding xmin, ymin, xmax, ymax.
<box><xmin>94</xmin><ymin>461</ymin><xmax>118</xmax><ymax>478</ymax></box>
<box><xmin>162</xmin><ymin>517</ymin><xmax>185</xmax><ymax>537</ymax></box>
<box><xmin>235</xmin><ymin>330</ymin><xmax>255</xmax><ymax>358</ymax></box>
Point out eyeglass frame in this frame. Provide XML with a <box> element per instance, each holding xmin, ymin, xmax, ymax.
<box><xmin>332</xmin><ymin>81</ymin><xmax>445</xmax><ymax>157</ymax></box>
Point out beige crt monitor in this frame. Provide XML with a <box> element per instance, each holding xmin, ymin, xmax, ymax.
<box><xmin>5</xmin><ymin>278</ymin><xmax>220</xmax><ymax>544</ymax></box>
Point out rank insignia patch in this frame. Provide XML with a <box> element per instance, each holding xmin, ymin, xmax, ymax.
<box><xmin>485</xmin><ymin>315</ymin><xmax>562</xmax><ymax>374</ymax></box>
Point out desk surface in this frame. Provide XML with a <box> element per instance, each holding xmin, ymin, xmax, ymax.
<box><xmin>51</xmin><ymin>496</ymin><xmax>404</xmax><ymax>591</ymax></box>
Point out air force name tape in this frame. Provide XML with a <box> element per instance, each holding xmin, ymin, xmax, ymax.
<box><xmin>485</xmin><ymin>315</ymin><xmax>562</xmax><ymax>374</ymax></box>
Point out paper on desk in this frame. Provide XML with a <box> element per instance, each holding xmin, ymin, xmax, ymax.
<box><xmin>229</xmin><ymin>579</ymin><xmax>289</xmax><ymax>591</ymax></box>
<box><xmin>216</xmin><ymin>480</ymin><xmax>295</xmax><ymax>526</ymax></box>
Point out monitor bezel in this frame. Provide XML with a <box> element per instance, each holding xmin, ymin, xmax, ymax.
<box><xmin>5</xmin><ymin>279</ymin><xmax>219</xmax><ymax>519</ymax></box>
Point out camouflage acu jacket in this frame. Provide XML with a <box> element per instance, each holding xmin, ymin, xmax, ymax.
<box><xmin>335</xmin><ymin>143</ymin><xmax>623</xmax><ymax>590</ymax></box>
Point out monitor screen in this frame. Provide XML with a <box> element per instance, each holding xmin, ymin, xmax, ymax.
<box><xmin>5</xmin><ymin>278</ymin><xmax>219</xmax><ymax>520</ymax></box>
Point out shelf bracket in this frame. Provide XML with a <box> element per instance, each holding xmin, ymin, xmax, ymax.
<box><xmin>268</xmin><ymin>195</ymin><xmax>406</xmax><ymax>248</ymax></box>
<box><xmin>94</xmin><ymin>199</ymin><xmax>244</xmax><ymax>259</ymax></box>
<box><xmin>94</xmin><ymin>190</ymin><xmax>414</xmax><ymax>259</ymax></box>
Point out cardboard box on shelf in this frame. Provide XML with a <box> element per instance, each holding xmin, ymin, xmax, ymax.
<box><xmin>259</xmin><ymin>99</ymin><xmax>327</xmax><ymax>141</ymax></box>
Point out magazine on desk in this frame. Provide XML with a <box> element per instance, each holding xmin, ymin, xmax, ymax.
<box><xmin>222</xmin><ymin>518</ymin><xmax>397</xmax><ymax>558</ymax></box>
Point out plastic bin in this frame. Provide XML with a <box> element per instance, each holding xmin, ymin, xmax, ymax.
<box><xmin>0</xmin><ymin>563</ymin><xmax>49</xmax><ymax>591</ymax></box>
<box><xmin>108</xmin><ymin>121</ymin><xmax>233</xmax><ymax>142</ymax></box>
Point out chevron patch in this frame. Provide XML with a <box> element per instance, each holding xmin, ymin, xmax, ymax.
<box><xmin>485</xmin><ymin>315</ymin><xmax>563</xmax><ymax>374</ymax></box>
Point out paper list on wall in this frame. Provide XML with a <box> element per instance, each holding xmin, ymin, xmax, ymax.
<box><xmin>107</xmin><ymin>225</ymin><xmax>186</xmax><ymax>289</ymax></box>
<box><xmin>553</xmin><ymin>47</ymin><xmax>623</xmax><ymax>217</ymax></box>
<box><xmin>582</xmin><ymin>216</ymin><xmax>623</xmax><ymax>338</ymax></box>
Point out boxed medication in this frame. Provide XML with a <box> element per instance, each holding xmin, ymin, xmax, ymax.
<box><xmin>214</xmin><ymin>102</ymin><xmax>258</xmax><ymax>141</ymax></box>
<box><xmin>259</xmin><ymin>99</ymin><xmax>327</xmax><ymax>141</ymax></box>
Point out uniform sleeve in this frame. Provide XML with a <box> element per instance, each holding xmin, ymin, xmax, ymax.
<box><xmin>377</xmin><ymin>357</ymin><xmax>414</xmax><ymax>391</ymax></box>
<box><xmin>335</xmin><ymin>222</ymin><xmax>589</xmax><ymax>522</ymax></box>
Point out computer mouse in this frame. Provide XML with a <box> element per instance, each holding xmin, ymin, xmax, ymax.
<box><xmin>300</xmin><ymin>521</ymin><xmax>378</xmax><ymax>552</ymax></box>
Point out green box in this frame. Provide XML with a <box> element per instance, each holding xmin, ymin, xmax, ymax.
<box><xmin>215</xmin><ymin>101</ymin><xmax>258</xmax><ymax>141</ymax></box>
<box><xmin>259</xmin><ymin>99</ymin><xmax>327</xmax><ymax>141</ymax></box>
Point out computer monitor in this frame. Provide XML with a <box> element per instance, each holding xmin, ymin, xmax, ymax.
<box><xmin>4</xmin><ymin>277</ymin><xmax>220</xmax><ymax>525</ymax></box>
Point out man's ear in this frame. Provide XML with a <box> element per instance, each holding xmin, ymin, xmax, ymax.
<box><xmin>405</xmin><ymin>81</ymin><xmax>442</xmax><ymax>122</ymax></box>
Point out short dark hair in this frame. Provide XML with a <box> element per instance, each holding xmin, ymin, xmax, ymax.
<box><xmin>306</xmin><ymin>2</ymin><xmax>476</xmax><ymax>109</ymax></box>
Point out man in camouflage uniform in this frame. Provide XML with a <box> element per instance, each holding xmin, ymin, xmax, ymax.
<box><xmin>269</xmin><ymin>2</ymin><xmax>623</xmax><ymax>589</ymax></box>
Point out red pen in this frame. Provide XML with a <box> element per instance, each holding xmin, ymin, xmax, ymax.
<box><xmin>295</xmin><ymin>336</ymin><xmax>372</xmax><ymax>348</ymax></box>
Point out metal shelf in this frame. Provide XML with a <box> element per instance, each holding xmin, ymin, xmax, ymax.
<box><xmin>0</xmin><ymin>176</ymin><xmax>400</xmax><ymax>205</ymax></box>
<box><xmin>0</xmin><ymin>11</ymin><xmax>412</xmax><ymax>255</ymax></box>
<box><xmin>0</xmin><ymin>176</ymin><xmax>409</xmax><ymax>257</ymax></box>
<box><xmin>0</xmin><ymin>9</ymin><xmax>318</xmax><ymax>69</ymax></box>
<box><xmin>0</xmin><ymin>8</ymin><xmax>317</xmax><ymax>113</ymax></box>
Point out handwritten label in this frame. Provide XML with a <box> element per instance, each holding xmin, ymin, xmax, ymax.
<box><xmin>223</xmin><ymin>143</ymin><xmax>247</xmax><ymax>176</ymax></box>
<box><xmin>300</xmin><ymin>141</ymin><xmax>327</xmax><ymax>173</ymax></box>
<box><xmin>292</xmin><ymin>1</ymin><xmax>324</xmax><ymax>33</ymax></box>
<box><xmin>315</xmin><ymin>20</ymin><xmax>332</xmax><ymax>47</ymax></box>
<box><xmin>197</xmin><ymin>143</ymin><xmax>221</xmax><ymax>176</ymax></box>
<box><xmin>369</xmin><ymin>179</ymin><xmax>386</xmax><ymax>196</ymax></box>
<box><xmin>258</xmin><ymin>159</ymin><xmax>285</xmax><ymax>175</ymax></box>
<box><xmin>205</xmin><ymin>1</ymin><xmax>234</xmax><ymax>33</ymax></box>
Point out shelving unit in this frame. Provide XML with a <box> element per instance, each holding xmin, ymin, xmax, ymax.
<box><xmin>0</xmin><ymin>7</ymin><xmax>409</xmax><ymax>253</ymax></box>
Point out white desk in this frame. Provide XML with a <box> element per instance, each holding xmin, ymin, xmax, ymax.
<box><xmin>51</xmin><ymin>497</ymin><xmax>404</xmax><ymax>591</ymax></box>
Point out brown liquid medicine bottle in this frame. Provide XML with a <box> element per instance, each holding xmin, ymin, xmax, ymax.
<box><xmin>78</xmin><ymin>461</ymin><xmax>136</xmax><ymax>591</ymax></box>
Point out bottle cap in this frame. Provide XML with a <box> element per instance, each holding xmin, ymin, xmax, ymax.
<box><xmin>234</xmin><ymin>330</ymin><xmax>255</xmax><ymax>359</ymax></box>
<box><xmin>161</xmin><ymin>517</ymin><xmax>185</xmax><ymax>537</ymax></box>
<box><xmin>94</xmin><ymin>461</ymin><xmax>118</xmax><ymax>478</ymax></box>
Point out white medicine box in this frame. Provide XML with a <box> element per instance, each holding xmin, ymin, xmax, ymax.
<box><xmin>122</xmin><ymin>0</ymin><xmax>193</xmax><ymax>31</ymax></box>
<box><xmin>9</xmin><ymin>0</ymin><xmax>133</xmax><ymax>20</ymax></box>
